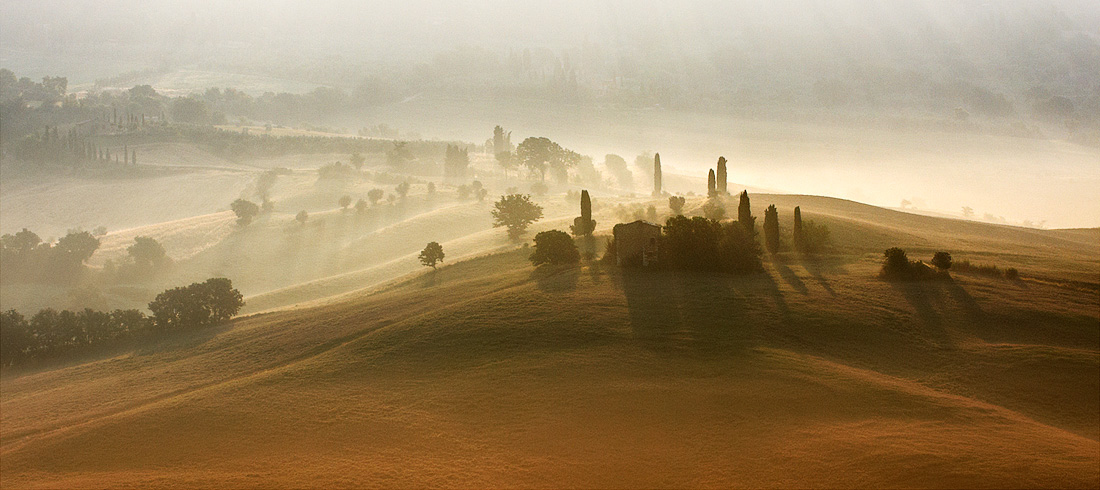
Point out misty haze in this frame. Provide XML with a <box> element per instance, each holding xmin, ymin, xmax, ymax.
<box><xmin>1</xmin><ymin>1</ymin><xmax>1098</xmax><ymax>488</ymax></box>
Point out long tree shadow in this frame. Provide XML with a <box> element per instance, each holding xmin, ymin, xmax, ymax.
<box><xmin>890</xmin><ymin>280</ymin><xmax>953</xmax><ymax>347</ymax></box>
<box><xmin>802</xmin><ymin>256</ymin><xmax>847</xmax><ymax>297</ymax></box>
<box><xmin>614</xmin><ymin>268</ymin><xmax>757</xmax><ymax>355</ymax></box>
<box><xmin>530</xmin><ymin>264</ymin><xmax>580</xmax><ymax>293</ymax></box>
<box><xmin>774</xmin><ymin>263</ymin><xmax>809</xmax><ymax>295</ymax></box>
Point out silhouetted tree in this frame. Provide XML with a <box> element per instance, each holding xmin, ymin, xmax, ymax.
<box><xmin>653</xmin><ymin>153</ymin><xmax>662</xmax><ymax>196</ymax></box>
<box><xmin>296</xmin><ymin>210</ymin><xmax>309</xmax><ymax>223</ymax></box>
<box><xmin>148</xmin><ymin>278</ymin><xmax>244</xmax><ymax>330</ymax></box>
<box><xmin>707</xmin><ymin>169</ymin><xmax>717</xmax><ymax>197</ymax></box>
<box><xmin>231</xmin><ymin>199</ymin><xmax>260</xmax><ymax>226</ymax></box>
<box><xmin>880</xmin><ymin>247</ymin><xmax>929</xmax><ymax>280</ymax></box>
<box><xmin>571</xmin><ymin>190</ymin><xmax>596</xmax><ymax>236</ymax></box>
<box><xmin>355</xmin><ymin>199</ymin><xmax>368</xmax><ymax>213</ymax></box>
<box><xmin>793</xmin><ymin>206</ymin><xmax>803</xmax><ymax>250</ymax></box>
<box><xmin>427</xmin><ymin>182</ymin><xmax>436</xmax><ymax>195</ymax></box>
<box><xmin>529</xmin><ymin>230</ymin><xmax>580</xmax><ymax>265</ymax></box>
<box><xmin>492</xmin><ymin>194</ymin><xmax>544</xmax><ymax>239</ymax></box>
<box><xmin>763</xmin><ymin>204</ymin><xmax>779</xmax><ymax>254</ymax></box>
<box><xmin>717</xmin><ymin>156</ymin><xmax>728</xmax><ymax>195</ymax></box>
<box><xmin>419</xmin><ymin>241</ymin><xmax>445</xmax><ymax>268</ymax></box>
<box><xmin>932</xmin><ymin>251</ymin><xmax>952</xmax><ymax>271</ymax></box>
<box><xmin>338</xmin><ymin>195</ymin><xmax>352</xmax><ymax>209</ymax></box>
<box><xmin>669</xmin><ymin>195</ymin><xmax>686</xmax><ymax>215</ymax></box>
<box><xmin>738</xmin><ymin>191</ymin><xmax>755</xmax><ymax>234</ymax></box>
<box><xmin>396</xmin><ymin>181</ymin><xmax>410</xmax><ymax>198</ymax></box>
<box><xmin>659</xmin><ymin>216</ymin><xmax>761</xmax><ymax>273</ymax></box>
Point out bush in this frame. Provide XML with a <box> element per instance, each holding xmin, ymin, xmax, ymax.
<box><xmin>1005</xmin><ymin>268</ymin><xmax>1020</xmax><ymax>280</ymax></box>
<box><xmin>529</xmin><ymin>230</ymin><xmax>580</xmax><ymax>266</ymax></box>
<box><xmin>148</xmin><ymin>278</ymin><xmax>244</xmax><ymax>330</ymax></box>
<box><xmin>931</xmin><ymin>251</ymin><xmax>952</xmax><ymax>270</ymax></box>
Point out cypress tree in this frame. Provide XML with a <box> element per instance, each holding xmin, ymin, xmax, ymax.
<box><xmin>653</xmin><ymin>153</ymin><xmax>662</xmax><ymax>197</ymax></box>
<box><xmin>717</xmin><ymin>156</ymin><xmax>728</xmax><ymax>195</ymax></box>
<box><xmin>571</xmin><ymin>189</ymin><xmax>596</xmax><ymax>236</ymax></box>
<box><xmin>764</xmin><ymin>204</ymin><xmax>779</xmax><ymax>254</ymax></box>
<box><xmin>124</xmin><ymin>145</ymin><xmax>128</xmax><ymax>165</ymax></box>
<box><xmin>793</xmin><ymin>206</ymin><xmax>803</xmax><ymax>252</ymax></box>
<box><xmin>132</xmin><ymin>150</ymin><xmax>137</xmax><ymax>166</ymax></box>
<box><xmin>707</xmin><ymin>169</ymin><xmax>716</xmax><ymax>197</ymax></box>
<box><xmin>738</xmin><ymin>190</ymin><xmax>755</xmax><ymax>234</ymax></box>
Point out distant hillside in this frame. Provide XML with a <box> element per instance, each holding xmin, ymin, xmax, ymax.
<box><xmin>2</xmin><ymin>241</ymin><xmax>1096</xmax><ymax>487</ymax></box>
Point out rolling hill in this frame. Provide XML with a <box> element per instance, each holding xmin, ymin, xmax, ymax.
<box><xmin>1</xmin><ymin>205</ymin><xmax>1097</xmax><ymax>487</ymax></box>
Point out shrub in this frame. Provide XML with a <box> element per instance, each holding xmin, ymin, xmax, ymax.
<box><xmin>296</xmin><ymin>210</ymin><xmax>309</xmax><ymax>223</ymax></box>
<box><xmin>529</xmin><ymin>230</ymin><xmax>580</xmax><ymax>266</ymax></box>
<box><xmin>338</xmin><ymin>195</ymin><xmax>352</xmax><ymax>209</ymax></box>
<box><xmin>702</xmin><ymin>198</ymin><xmax>726</xmax><ymax>220</ymax></box>
<box><xmin>931</xmin><ymin>251</ymin><xmax>952</xmax><ymax>271</ymax></box>
<box><xmin>1005</xmin><ymin>268</ymin><xmax>1020</xmax><ymax>280</ymax></box>
<box><xmin>880</xmin><ymin>248</ymin><xmax>938</xmax><ymax>281</ymax></box>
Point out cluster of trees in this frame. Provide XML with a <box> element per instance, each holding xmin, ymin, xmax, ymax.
<box><xmin>0</xmin><ymin>278</ymin><xmax>243</xmax><ymax>367</ymax></box>
<box><xmin>0</xmin><ymin>229</ymin><xmax>100</xmax><ymax>284</ymax></box>
<box><xmin>657</xmin><ymin>215</ymin><xmax>763</xmax><ymax>273</ymax></box>
<box><xmin>880</xmin><ymin>248</ymin><xmax>955</xmax><ymax>281</ymax></box>
<box><xmin>514</xmin><ymin>136</ymin><xmax>582</xmax><ymax>183</ymax></box>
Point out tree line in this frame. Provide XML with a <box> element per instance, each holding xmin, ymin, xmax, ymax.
<box><xmin>0</xmin><ymin>278</ymin><xmax>244</xmax><ymax>367</ymax></box>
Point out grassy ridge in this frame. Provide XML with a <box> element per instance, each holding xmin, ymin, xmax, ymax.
<box><xmin>1</xmin><ymin>243</ymin><xmax>1096</xmax><ymax>487</ymax></box>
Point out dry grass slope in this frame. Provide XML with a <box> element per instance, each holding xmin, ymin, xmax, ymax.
<box><xmin>2</xmin><ymin>236</ymin><xmax>1097</xmax><ymax>488</ymax></box>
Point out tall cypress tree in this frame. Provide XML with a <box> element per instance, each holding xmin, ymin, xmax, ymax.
<box><xmin>738</xmin><ymin>190</ymin><xmax>755</xmax><ymax>234</ymax></box>
<box><xmin>793</xmin><ymin>206</ymin><xmax>803</xmax><ymax>251</ymax></box>
<box><xmin>707</xmin><ymin>169</ymin><xmax>716</xmax><ymax>197</ymax></box>
<box><xmin>717</xmin><ymin>156</ymin><xmax>728</xmax><ymax>195</ymax></box>
<box><xmin>571</xmin><ymin>189</ymin><xmax>596</xmax><ymax>236</ymax></box>
<box><xmin>653</xmin><ymin>153</ymin><xmax>662</xmax><ymax>197</ymax></box>
<box><xmin>764</xmin><ymin>204</ymin><xmax>779</xmax><ymax>254</ymax></box>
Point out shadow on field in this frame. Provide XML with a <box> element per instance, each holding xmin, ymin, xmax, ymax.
<box><xmin>614</xmin><ymin>268</ymin><xmax>764</xmax><ymax>353</ymax></box>
<box><xmin>890</xmin><ymin>280</ymin><xmax>953</xmax><ymax>347</ymax></box>
<box><xmin>775</xmin><ymin>263</ymin><xmax>809</xmax><ymax>294</ymax></box>
<box><xmin>530</xmin><ymin>264</ymin><xmax>580</xmax><ymax>293</ymax></box>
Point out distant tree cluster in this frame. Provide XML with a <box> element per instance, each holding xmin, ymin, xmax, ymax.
<box><xmin>880</xmin><ymin>248</ymin><xmax>957</xmax><ymax>281</ymax></box>
<box><xmin>0</xmin><ymin>278</ymin><xmax>243</xmax><ymax>367</ymax></box>
<box><xmin>0</xmin><ymin>229</ymin><xmax>100</xmax><ymax>284</ymax></box>
<box><xmin>516</xmin><ymin>136</ymin><xmax>581</xmax><ymax>183</ymax></box>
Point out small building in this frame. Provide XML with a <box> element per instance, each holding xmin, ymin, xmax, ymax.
<box><xmin>613</xmin><ymin>220</ymin><xmax>661</xmax><ymax>266</ymax></box>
